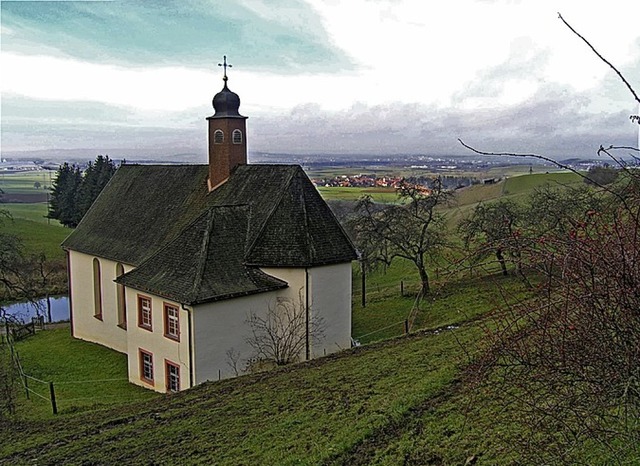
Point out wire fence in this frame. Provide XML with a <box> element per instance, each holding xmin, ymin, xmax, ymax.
<box><xmin>353</xmin><ymin>280</ymin><xmax>424</xmax><ymax>343</ymax></box>
<box><xmin>2</xmin><ymin>325</ymin><xmax>137</xmax><ymax>415</ymax></box>
<box><xmin>3</xmin><ymin>331</ymin><xmax>58</xmax><ymax>413</ymax></box>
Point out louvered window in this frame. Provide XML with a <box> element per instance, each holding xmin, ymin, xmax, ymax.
<box><xmin>214</xmin><ymin>129</ymin><xmax>224</xmax><ymax>144</ymax></box>
<box><xmin>232</xmin><ymin>129</ymin><xmax>242</xmax><ymax>144</ymax></box>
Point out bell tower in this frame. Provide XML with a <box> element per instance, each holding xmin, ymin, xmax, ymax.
<box><xmin>206</xmin><ymin>56</ymin><xmax>248</xmax><ymax>191</ymax></box>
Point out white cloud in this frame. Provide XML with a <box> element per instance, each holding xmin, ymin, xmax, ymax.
<box><xmin>0</xmin><ymin>52</ymin><xmax>213</xmax><ymax>111</ymax></box>
<box><xmin>1</xmin><ymin>0</ymin><xmax>638</xmax><ymax>156</ymax></box>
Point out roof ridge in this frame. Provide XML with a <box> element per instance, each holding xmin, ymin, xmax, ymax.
<box><xmin>297</xmin><ymin>168</ymin><xmax>313</xmax><ymax>264</ymax></box>
<box><xmin>189</xmin><ymin>209</ymin><xmax>215</xmax><ymax>303</ymax></box>
<box><xmin>244</xmin><ymin>167</ymin><xmax>298</xmax><ymax>260</ymax></box>
<box><xmin>301</xmin><ymin>170</ymin><xmax>358</xmax><ymax>258</ymax></box>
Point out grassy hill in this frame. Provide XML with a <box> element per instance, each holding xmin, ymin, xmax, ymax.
<box><xmin>1</xmin><ymin>195</ymin><xmax>68</xmax><ymax>260</ymax></box>
<box><xmin>2</xmin><ymin>322</ymin><xmax>509</xmax><ymax>465</ymax></box>
<box><xmin>3</xmin><ymin>171</ymin><xmax>628</xmax><ymax>465</ymax></box>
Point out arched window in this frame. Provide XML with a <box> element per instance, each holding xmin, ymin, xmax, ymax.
<box><xmin>232</xmin><ymin>129</ymin><xmax>243</xmax><ymax>144</ymax></box>
<box><xmin>116</xmin><ymin>263</ymin><xmax>127</xmax><ymax>328</ymax></box>
<box><xmin>93</xmin><ymin>258</ymin><xmax>102</xmax><ymax>320</ymax></box>
<box><xmin>213</xmin><ymin>129</ymin><xmax>224</xmax><ymax>144</ymax></box>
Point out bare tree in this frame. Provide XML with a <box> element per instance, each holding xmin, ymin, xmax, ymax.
<box><xmin>225</xmin><ymin>347</ymin><xmax>243</xmax><ymax>377</ymax></box>
<box><xmin>460</xmin><ymin>13</ymin><xmax>640</xmax><ymax>462</ymax></box>
<box><xmin>354</xmin><ymin>179</ymin><xmax>452</xmax><ymax>296</ymax></box>
<box><xmin>0</xmin><ymin>224</ymin><xmax>38</xmax><ymax>313</ymax></box>
<box><xmin>246</xmin><ymin>293</ymin><xmax>325</xmax><ymax>367</ymax></box>
<box><xmin>459</xmin><ymin>199</ymin><xmax>523</xmax><ymax>276</ymax></box>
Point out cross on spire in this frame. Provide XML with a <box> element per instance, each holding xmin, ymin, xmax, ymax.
<box><xmin>218</xmin><ymin>55</ymin><xmax>232</xmax><ymax>82</ymax></box>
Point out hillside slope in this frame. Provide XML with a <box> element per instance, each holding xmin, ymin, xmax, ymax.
<box><xmin>2</xmin><ymin>324</ymin><xmax>495</xmax><ymax>465</ymax></box>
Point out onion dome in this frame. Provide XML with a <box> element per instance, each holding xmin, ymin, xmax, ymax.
<box><xmin>212</xmin><ymin>82</ymin><xmax>244</xmax><ymax>118</ymax></box>
<box><xmin>210</xmin><ymin>55</ymin><xmax>246</xmax><ymax>119</ymax></box>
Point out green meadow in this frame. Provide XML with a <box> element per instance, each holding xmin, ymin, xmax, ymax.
<box><xmin>0</xmin><ymin>203</ymin><xmax>68</xmax><ymax>260</ymax></box>
<box><xmin>316</xmin><ymin>186</ymin><xmax>399</xmax><ymax>203</ymax></box>
<box><xmin>0</xmin><ymin>171</ymin><xmax>55</xmax><ymax>194</ymax></box>
<box><xmin>11</xmin><ymin>328</ymin><xmax>156</xmax><ymax>419</ymax></box>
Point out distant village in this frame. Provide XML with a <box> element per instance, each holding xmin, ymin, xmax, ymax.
<box><xmin>312</xmin><ymin>174</ymin><xmax>405</xmax><ymax>189</ymax></box>
<box><xmin>311</xmin><ymin>173</ymin><xmax>490</xmax><ymax>190</ymax></box>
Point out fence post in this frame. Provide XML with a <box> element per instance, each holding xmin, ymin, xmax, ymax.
<box><xmin>24</xmin><ymin>374</ymin><xmax>30</xmax><ymax>400</ymax></box>
<box><xmin>361</xmin><ymin>267</ymin><xmax>366</xmax><ymax>308</ymax></box>
<box><xmin>49</xmin><ymin>382</ymin><xmax>57</xmax><ymax>415</ymax></box>
<box><xmin>400</xmin><ymin>280</ymin><xmax>404</xmax><ymax>297</ymax></box>
<box><xmin>404</xmin><ymin>320</ymin><xmax>409</xmax><ymax>334</ymax></box>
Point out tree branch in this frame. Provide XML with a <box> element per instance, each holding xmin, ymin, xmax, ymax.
<box><xmin>558</xmin><ymin>12</ymin><xmax>640</xmax><ymax>106</ymax></box>
<box><xmin>457</xmin><ymin>138</ymin><xmax>631</xmax><ymax>210</ymax></box>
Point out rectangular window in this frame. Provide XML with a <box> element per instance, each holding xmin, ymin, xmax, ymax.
<box><xmin>165</xmin><ymin>360</ymin><xmax>180</xmax><ymax>392</ymax></box>
<box><xmin>139</xmin><ymin>349</ymin><xmax>154</xmax><ymax>385</ymax></box>
<box><xmin>163</xmin><ymin>303</ymin><xmax>180</xmax><ymax>341</ymax></box>
<box><xmin>138</xmin><ymin>295</ymin><xmax>152</xmax><ymax>330</ymax></box>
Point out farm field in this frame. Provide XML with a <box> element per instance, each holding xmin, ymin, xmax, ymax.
<box><xmin>0</xmin><ymin>171</ymin><xmax>55</xmax><ymax>193</ymax></box>
<box><xmin>1</xmin><ymin>202</ymin><xmax>55</xmax><ymax>225</ymax></box>
<box><xmin>1</xmin><ymin>172</ymin><xmax>69</xmax><ymax>259</ymax></box>
<box><xmin>316</xmin><ymin>186</ymin><xmax>398</xmax><ymax>203</ymax></box>
<box><xmin>305</xmin><ymin>163</ymin><xmax>544</xmax><ymax>181</ymax></box>
<box><xmin>501</xmin><ymin>171</ymin><xmax>581</xmax><ymax>196</ymax></box>
<box><xmin>0</xmin><ymin>171</ymin><xmax>53</xmax><ymax>203</ymax></box>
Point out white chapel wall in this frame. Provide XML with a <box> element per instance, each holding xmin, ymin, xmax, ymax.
<box><xmin>68</xmin><ymin>250</ymin><xmax>131</xmax><ymax>354</ymax></box>
<box><xmin>192</xmin><ymin>290</ymin><xmax>282</xmax><ymax>383</ymax></box>
<box><xmin>125</xmin><ymin>291</ymin><xmax>191</xmax><ymax>393</ymax></box>
<box><xmin>308</xmin><ymin>262</ymin><xmax>353</xmax><ymax>356</ymax></box>
<box><xmin>261</xmin><ymin>265</ymin><xmax>352</xmax><ymax>356</ymax></box>
<box><xmin>191</xmin><ymin>264</ymin><xmax>352</xmax><ymax>384</ymax></box>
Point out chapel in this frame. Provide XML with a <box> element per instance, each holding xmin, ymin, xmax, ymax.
<box><xmin>62</xmin><ymin>58</ymin><xmax>356</xmax><ymax>392</ymax></box>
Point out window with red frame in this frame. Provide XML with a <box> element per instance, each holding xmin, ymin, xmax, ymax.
<box><xmin>139</xmin><ymin>349</ymin><xmax>154</xmax><ymax>384</ymax></box>
<box><xmin>138</xmin><ymin>296</ymin><xmax>152</xmax><ymax>330</ymax></box>
<box><xmin>163</xmin><ymin>304</ymin><xmax>179</xmax><ymax>340</ymax></box>
<box><xmin>165</xmin><ymin>361</ymin><xmax>180</xmax><ymax>392</ymax></box>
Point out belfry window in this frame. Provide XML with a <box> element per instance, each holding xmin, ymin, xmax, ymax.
<box><xmin>213</xmin><ymin>129</ymin><xmax>224</xmax><ymax>144</ymax></box>
<box><xmin>232</xmin><ymin>129</ymin><xmax>243</xmax><ymax>144</ymax></box>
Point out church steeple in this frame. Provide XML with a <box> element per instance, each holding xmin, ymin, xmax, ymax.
<box><xmin>206</xmin><ymin>56</ymin><xmax>248</xmax><ymax>191</ymax></box>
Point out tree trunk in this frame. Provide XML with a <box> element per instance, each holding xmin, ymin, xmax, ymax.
<box><xmin>360</xmin><ymin>261</ymin><xmax>366</xmax><ymax>308</ymax></box>
<box><xmin>496</xmin><ymin>248</ymin><xmax>508</xmax><ymax>276</ymax></box>
<box><xmin>417</xmin><ymin>265</ymin><xmax>430</xmax><ymax>296</ymax></box>
<box><xmin>46</xmin><ymin>294</ymin><xmax>52</xmax><ymax>323</ymax></box>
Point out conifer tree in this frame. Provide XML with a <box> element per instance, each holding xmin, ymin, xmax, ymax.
<box><xmin>48</xmin><ymin>155</ymin><xmax>117</xmax><ymax>228</ymax></box>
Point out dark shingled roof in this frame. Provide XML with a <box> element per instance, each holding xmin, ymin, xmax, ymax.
<box><xmin>62</xmin><ymin>163</ymin><xmax>356</xmax><ymax>304</ymax></box>
<box><xmin>116</xmin><ymin>206</ymin><xmax>287</xmax><ymax>305</ymax></box>
<box><xmin>62</xmin><ymin>165</ymin><xmax>210</xmax><ymax>265</ymax></box>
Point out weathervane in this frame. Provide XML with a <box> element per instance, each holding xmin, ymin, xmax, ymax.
<box><xmin>218</xmin><ymin>55</ymin><xmax>232</xmax><ymax>82</ymax></box>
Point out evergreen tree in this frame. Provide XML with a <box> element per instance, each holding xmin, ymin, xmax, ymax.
<box><xmin>48</xmin><ymin>162</ymin><xmax>76</xmax><ymax>227</ymax></box>
<box><xmin>48</xmin><ymin>156</ymin><xmax>117</xmax><ymax>228</ymax></box>
<box><xmin>77</xmin><ymin>156</ymin><xmax>116</xmax><ymax>216</ymax></box>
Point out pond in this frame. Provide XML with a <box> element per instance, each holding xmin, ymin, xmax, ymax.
<box><xmin>2</xmin><ymin>296</ymin><xmax>70</xmax><ymax>323</ymax></box>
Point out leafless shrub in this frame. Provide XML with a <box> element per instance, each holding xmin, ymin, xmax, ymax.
<box><xmin>225</xmin><ymin>347</ymin><xmax>244</xmax><ymax>377</ymax></box>
<box><xmin>246</xmin><ymin>293</ymin><xmax>325</xmax><ymax>367</ymax></box>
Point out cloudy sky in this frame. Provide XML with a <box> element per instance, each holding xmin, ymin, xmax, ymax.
<box><xmin>1</xmin><ymin>0</ymin><xmax>639</xmax><ymax>161</ymax></box>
